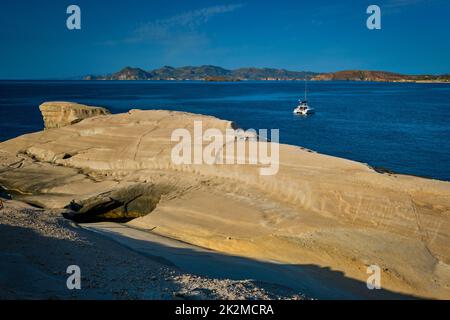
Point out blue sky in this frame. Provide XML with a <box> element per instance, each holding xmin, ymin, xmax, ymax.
<box><xmin>0</xmin><ymin>0</ymin><xmax>449</xmax><ymax>79</ymax></box>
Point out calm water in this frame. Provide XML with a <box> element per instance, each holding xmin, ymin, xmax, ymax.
<box><xmin>1</xmin><ymin>81</ymin><xmax>449</xmax><ymax>181</ymax></box>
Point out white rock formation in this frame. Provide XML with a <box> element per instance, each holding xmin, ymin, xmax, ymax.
<box><xmin>39</xmin><ymin>101</ymin><xmax>110</xmax><ymax>129</ymax></box>
<box><xmin>0</xmin><ymin>102</ymin><xmax>449</xmax><ymax>299</ymax></box>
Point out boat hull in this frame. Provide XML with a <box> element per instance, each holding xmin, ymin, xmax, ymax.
<box><xmin>293</xmin><ymin>108</ymin><xmax>315</xmax><ymax>115</ymax></box>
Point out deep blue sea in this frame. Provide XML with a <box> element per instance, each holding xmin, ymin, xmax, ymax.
<box><xmin>1</xmin><ymin>80</ymin><xmax>449</xmax><ymax>181</ymax></box>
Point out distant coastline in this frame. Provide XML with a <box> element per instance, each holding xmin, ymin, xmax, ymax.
<box><xmin>84</xmin><ymin>65</ymin><xmax>450</xmax><ymax>83</ymax></box>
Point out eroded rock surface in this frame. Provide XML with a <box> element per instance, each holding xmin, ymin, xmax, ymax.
<box><xmin>39</xmin><ymin>101</ymin><xmax>110</xmax><ymax>129</ymax></box>
<box><xmin>0</xmin><ymin>104</ymin><xmax>450</xmax><ymax>299</ymax></box>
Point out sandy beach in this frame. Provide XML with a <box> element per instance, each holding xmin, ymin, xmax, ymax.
<box><xmin>1</xmin><ymin>102</ymin><xmax>449</xmax><ymax>299</ymax></box>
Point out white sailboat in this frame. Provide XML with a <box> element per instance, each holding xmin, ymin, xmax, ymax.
<box><xmin>293</xmin><ymin>77</ymin><xmax>315</xmax><ymax>115</ymax></box>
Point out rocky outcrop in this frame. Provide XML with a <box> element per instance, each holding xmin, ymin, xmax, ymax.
<box><xmin>312</xmin><ymin>70</ymin><xmax>406</xmax><ymax>82</ymax></box>
<box><xmin>39</xmin><ymin>101</ymin><xmax>110</xmax><ymax>129</ymax></box>
<box><xmin>311</xmin><ymin>70</ymin><xmax>450</xmax><ymax>82</ymax></box>
<box><xmin>0</xmin><ymin>107</ymin><xmax>449</xmax><ymax>299</ymax></box>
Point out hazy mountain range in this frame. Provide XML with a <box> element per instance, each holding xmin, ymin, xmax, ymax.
<box><xmin>85</xmin><ymin>66</ymin><xmax>450</xmax><ymax>82</ymax></box>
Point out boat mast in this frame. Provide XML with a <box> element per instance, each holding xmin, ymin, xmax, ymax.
<box><xmin>304</xmin><ymin>75</ymin><xmax>307</xmax><ymax>101</ymax></box>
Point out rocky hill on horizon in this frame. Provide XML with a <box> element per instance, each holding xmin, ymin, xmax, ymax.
<box><xmin>85</xmin><ymin>66</ymin><xmax>317</xmax><ymax>81</ymax></box>
<box><xmin>84</xmin><ymin>65</ymin><xmax>450</xmax><ymax>82</ymax></box>
<box><xmin>313</xmin><ymin>70</ymin><xmax>450</xmax><ymax>82</ymax></box>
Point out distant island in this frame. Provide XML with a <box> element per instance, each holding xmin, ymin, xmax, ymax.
<box><xmin>84</xmin><ymin>65</ymin><xmax>450</xmax><ymax>83</ymax></box>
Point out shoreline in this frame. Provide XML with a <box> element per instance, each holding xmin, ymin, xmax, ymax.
<box><xmin>1</xmin><ymin>79</ymin><xmax>450</xmax><ymax>84</ymax></box>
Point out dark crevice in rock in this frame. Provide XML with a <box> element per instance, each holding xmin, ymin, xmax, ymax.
<box><xmin>0</xmin><ymin>186</ymin><xmax>12</xmax><ymax>200</ymax></box>
<box><xmin>63</xmin><ymin>183</ymin><xmax>169</xmax><ymax>223</ymax></box>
